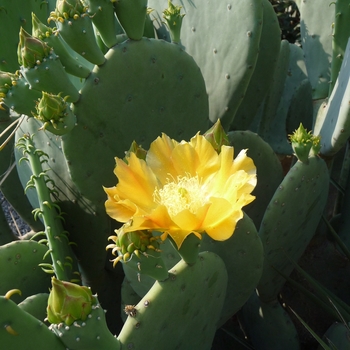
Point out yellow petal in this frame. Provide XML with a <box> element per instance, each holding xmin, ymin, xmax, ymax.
<box><xmin>130</xmin><ymin>205</ymin><xmax>175</xmax><ymax>232</ymax></box>
<box><xmin>167</xmin><ymin>229</ymin><xmax>194</xmax><ymax>249</ymax></box>
<box><xmin>219</xmin><ymin>171</ymin><xmax>256</xmax><ymax>202</ymax></box>
<box><xmin>190</xmin><ymin>134</ymin><xmax>220</xmax><ymax>179</ymax></box>
<box><xmin>235</xmin><ymin>193</ymin><xmax>256</xmax><ymax>209</ymax></box>
<box><xmin>205</xmin><ymin>211</ymin><xmax>241</xmax><ymax>241</ymax></box>
<box><xmin>171</xmin><ymin>141</ymin><xmax>199</xmax><ymax>176</ymax></box>
<box><xmin>114</xmin><ymin>153</ymin><xmax>158</xmax><ymax>211</ymax></box>
<box><xmin>202</xmin><ymin>197</ymin><xmax>242</xmax><ymax>240</ymax></box>
<box><xmin>147</xmin><ymin>134</ymin><xmax>178</xmax><ymax>183</ymax></box>
<box><xmin>172</xmin><ymin>204</ymin><xmax>210</xmax><ymax>232</ymax></box>
<box><xmin>206</xmin><ymin>146</ymin><xmax>234</xmax><ymax>194</ymax></box>
<box><xmin>232</xmin><ymin>149</ymin><xmax>256</xmax><ymax>175</ymax></box>
<box><xmin>105</xmin><ymin>197</ymin><xmax>139</xmax><ymax>222</ymax></box>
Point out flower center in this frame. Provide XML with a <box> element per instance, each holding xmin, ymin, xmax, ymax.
<box><xmin>154</xmin><ymin>175</ymin><xmax>209</xmax><ymax>217</ymax></box>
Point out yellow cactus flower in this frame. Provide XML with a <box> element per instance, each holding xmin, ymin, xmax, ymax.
<box><xmin>104</xmin><ymin>133</ymin><xmax>257</xmax><ymax>249</ymax></box>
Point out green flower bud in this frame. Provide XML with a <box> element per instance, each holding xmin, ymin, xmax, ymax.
<box><xmin>203</xmin><ymin>119</ymin><xmax>230</xmax><ymax>154</ymax></box>
<box><xmin>0</xmin><ymin>71</ymin><xmax>17</xmax><ymax>95</ymax></box>
<box><xmin>163</xmin><ymin>0</ymin><xmax>185</xmax><ymax>44</ymax></box>
<box><xmin>50</xmin><ymin>0</ymin><xmax>87</xmax><ymax>21</ymax></box>
<box><xmin>32</xmin><ymin>12</ymin><xmax>54</xmax><ymax>40</ymax></box>
<box><xmin>18</xmin><ymin>27</ymin><xmax>51</xmax><ymax>68</ymax></box>
<box><xmin>47</xmin><ymin>277</ymin><xmax>95</xmax><ymax>326</ymax></box>
<box><xmin>107</xmin><ymin>227</ymin><xmax>168</xmax><ymax>280</ymax></box>
<box><xmin>124</xmin><ymin>141</ymin><xmax>147</xmax><ymax>163</ymax></box>
<box><xmin>107</xmin><ymin>227</ymin><xmax>161</xmax><ymax>267</ymax></box>
<box><xmin>33</xmin><ymin>92</ymin><xmax>76</xmax><ymax>135</ymax></box>
<box><xmin>0</xmin><ymin>71</ymin><xmax>19</xmax><ymax>110</ymax></box>
<box><xmin>289</xmin><ymin>123</ymin><xmax>320</xmax><ymax>162</ymax></box>
<box><xmin>311</xmin><ymin>134</ymin><xmax>321</xmax><ymax>155</ymax></box>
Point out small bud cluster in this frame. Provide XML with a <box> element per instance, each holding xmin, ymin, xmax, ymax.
<box><xmin>32</xmin><ymin>12</ymin><xmax>54</xmax><ymax>40</ymax></box>
<box><xmin>33</xmin><ymin>92</ymin><xmax>76</xmax><ymax>135</ymax></box>
<box><xmin>163</xmin><ymin>0</ymin><xmax>186</xmax><ymax>44</ymax></box>
<box><xmin>289</xmin><ymin>123</ymin><xmax>321</xmax><ymax>163</ymax></box>
<box><xmin>49</xmin><ymin>0</ymin><xmax>89</xmax><ymax>23</ymax></box>
<box><xmin>0</xmin><ymin>71</ymin><xmax>18</xmax><ymax>109</ymax></box>
<box><xmin>106</xmin><ymin>225</ymin><xmax>161</xmax><ymax>267</ymax></box>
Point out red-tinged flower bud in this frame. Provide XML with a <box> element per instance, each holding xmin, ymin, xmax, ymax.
<box><xmin>18</xmin><ymin>28</ymin><xmax>51</xmax><ymax>68</ymax></box>
<box><xmin>203</xmin><ymin>119</ymin><xmax>230</xmax><ymax>154</ymax></box>
<box><xmin>47</xmin><ymin>277</ymin><xmax>95</xmax><ymax>326</ymax></box>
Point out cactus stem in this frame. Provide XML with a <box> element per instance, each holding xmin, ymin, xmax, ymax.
<box><xmin>16</xmin><ymin>134</ymin><xmax>79</xmax><ymax>281</ymax></box>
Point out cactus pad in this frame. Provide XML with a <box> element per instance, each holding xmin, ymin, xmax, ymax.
<box><xmin>62</xmin><ymin>38</ymin><xmax>209</xmax><ymax>203</ymax></box>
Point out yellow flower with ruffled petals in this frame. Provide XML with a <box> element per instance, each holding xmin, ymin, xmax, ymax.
<box><xmin>104</xmin><ymin>133</ymin><xmax>257</xmax><ymax>249</ymax></box>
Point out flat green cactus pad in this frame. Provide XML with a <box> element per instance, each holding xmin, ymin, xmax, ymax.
<box><xmin>62</xmin><ymin>38</ymin><xmax>209</xmax><ymax>203</ymax></box>
<box><xmin>200</xmin><ymin>213</ymin><xmax>263</xmax><ymax>327</ymax></box>
<box><xmin>118</xmin><ymin>251</ymin><xmax>227</xmax><ymax>350</ymax></box>
<box><xmin>0</xmin><ymin>295</ymin><xmax>66</xmax><ymax>350</ymax></box>
<box><xmin>0</xmin><ymin>240</ymin><xmax>51</xmax><ymax>304</ymax></box>
<box><xmin>257</xmin><ymin>155</ymin><xmax>330</xmax><ymax>302</ymax></box>
<box><xmin>149</xmin><ymin>0</ymin><xmax>263</xmax><ymax>128</ymax></box>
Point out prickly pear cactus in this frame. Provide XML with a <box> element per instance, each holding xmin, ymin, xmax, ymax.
<box><xmin>313</xmin><ymin>38</ymin><xmax>350</xmax><ymax>157</ymax></box>
<box><xmin>118</xmin><ymin>252</ymin><xmax>227</xmax><ymax>350</ymax></box>
<box><xmin>299</xmin><ymin>0</ymin><xmax>334</xmax><ymax>99</ymax></box>
<box><xmin>257</xmin><ymin>154</ymin><xmax>329</xmax><ymax>302</ymax></box>
<box><xmin>18</xmin><ymin>293</ymin><xmax>49</xmax><ymax>322</ymax></box>
<box><xmin>0</xmin><ymin>241</ymin><xmax>51</xmax><ymax>304</ymax></box>
<box><xmin>0</xmin><ymin>292</ymin><xmax>66</xmax><ymax>350</ymax></box>
<box><xmin>148</xmin><ymin>0</ymin><xmax>264</xmax><ymax>128</ymax></box>
<box><xmin>0</xmin><ymin>0</ymin><xmax>52</xmax><ymax>72</ymax></box>
<box><xmin>200</xmin><ymin>214</ymin><xmax>263</xmax><ymax>326</ymax></box>
<box><xmin>231</xmin><ymin>0</ymin><xmax>281</xmax><ymax>131</ymax></box>
<box><xmin>259</xmin><ymin>42</ymin><xmax>309</xmax><ymax>155</ymax></box>
<box><xmin>3</xmin><ymin>1</ymin><xmax>350</xmax><ymax>349</ymax></box>
<box><xmin>228</xmin><ymin>130</ymin><xmax>284</xmax><ymax>229</ymax></box>
<box><xmin>240</xmin><ymin>291</ymin><xmax>300</xmax><ymax>350</ymax></box>
<box><xmin>322</xmin><ymin>322</ymin><xmax>350</xmax><ymax>349</ymax></box>
<box><xmin>62</xmin><ymin>37</ymin><xmax>209</xmax><ymax>203</ymax></box>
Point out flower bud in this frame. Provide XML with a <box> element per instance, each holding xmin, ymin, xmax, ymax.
<box><xmin>163</xmin><ymin>0</ymin><xmax>185</xmax><ymax>44</ymax></box>
<box><xmin>107</xmin><ymin>227</ymin><xmax>161</xmax><ymax>265</ymax></box>
<box><xmin>124</xmin><ymin>141</ymin><xmax>147</xmax><ymax>163</ymax></box>
<box><xmin>18</xmin><ymin>27</ymin><xmax>51</xmax><ymax>68</ymax></box>
<box><xmin>311</xmin><ymin>134</ymin><xmax>321</xmax><ymax>156</ymax></box>
<box><xmin>32</xmin><ymin>12</ymin><xmax>53</xmax><ymax>40</ymax></box>
<box><xmin>0</xmin><ymin>71</ymin><xmax>17</xmax><ymax>95</ymax></box>
<box><xmin>289</xmin><ymin>123</ymin><xmax>320</xmax><ymax>163</ymax></box>
<box><xmin>55</xmin><ymin>0</ymin><xmax>86</xmax><ymax>19</ymax></box>
<box><xmin>203</xmin><ymin>119</ymin><xmax>230</xmax><ymax>154</ymax></box>
<box><xmin>0</xmin><ymin>71</ymin><xmax>19</xmax><ymax>110</ymax></box>
<box><xmin>33</xmin><ymin>92</ymin><xmax>76</xmax><ymax>135</ymax></box>
<box><xmin>107</xmin><ymin>227</ymin><xmax>168</xmax><ymax>280</ymax></box>
<box><xmin>47</xmin><ymin>277</ymin><xmax>94</xmax><ymax>326</ymax></box>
